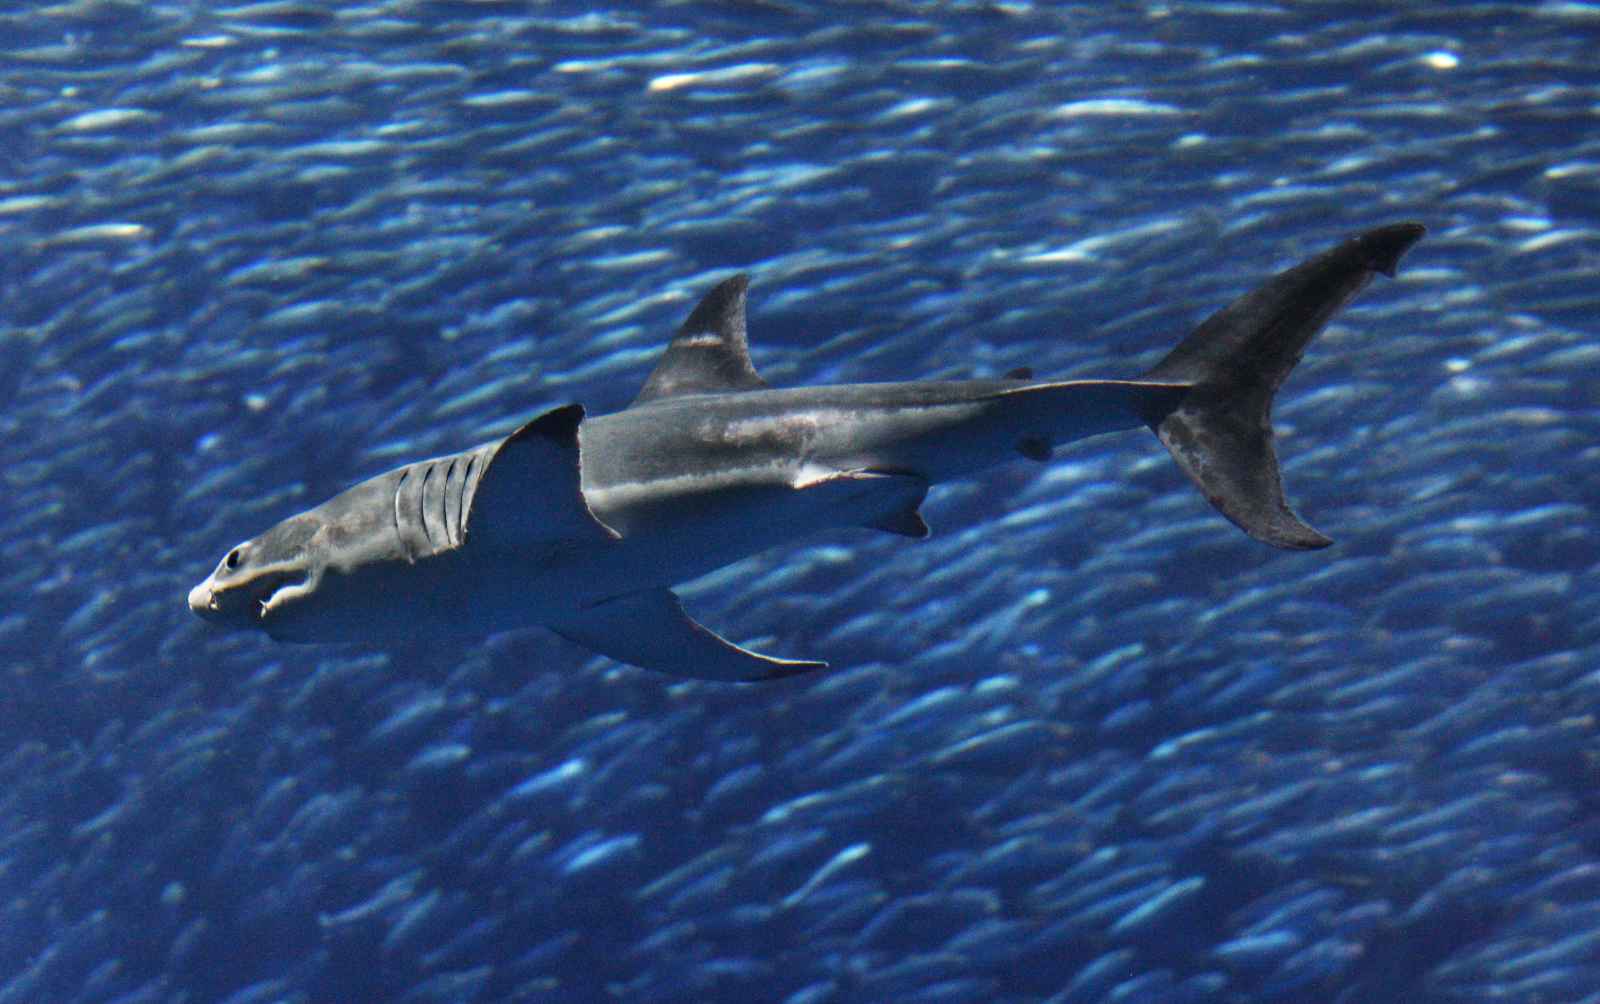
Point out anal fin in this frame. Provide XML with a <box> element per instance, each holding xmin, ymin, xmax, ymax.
<box><xmin>550</xmin><ymin>588</ymin><xmax>824</xmax><ymax>682</ymax></box>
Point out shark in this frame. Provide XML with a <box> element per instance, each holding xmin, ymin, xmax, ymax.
<box><xmin>189</xmin><ymin>223</ymin><xmax>1424</xmax><ymax>681</ymax></box>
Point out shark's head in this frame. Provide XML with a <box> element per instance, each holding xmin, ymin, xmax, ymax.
<box><xmin>188</xmin><ymin>466</ymin><xmax>463</xmax><ymax>643</ymax></box>
<box><xmin>188</xmin><ymin>511</ymin><xmax>327</xmax><ymax>637</ymax></box>
<box><xmin>189</xmin><ymin>407</ymin><xmax>600</xmax><ymax>645</ymax></box>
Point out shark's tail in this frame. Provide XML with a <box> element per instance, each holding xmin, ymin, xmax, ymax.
<box><xmin>1143</xmin><ymin>222</ymin><xmax>1425</xmax><ymax>550</ymax></box>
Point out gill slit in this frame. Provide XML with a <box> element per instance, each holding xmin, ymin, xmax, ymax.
<box><xmin>457</xmin><ymin>455</ymin><xmax>476</xmax><ymax>545</ymax></box>
<box><xmin>419</xmin><ymin>462</ymin><xmax>438</xmax><ymax>549</ymax></box>
<box><xmin>442</xmin><ymin>458</ymin><xmax>459</xmax><ymax>547</ymax></box>
<box><xmin>394</xmin><ymin>468</ymin><xmax>413</xmax><ymax>561</ymax></box>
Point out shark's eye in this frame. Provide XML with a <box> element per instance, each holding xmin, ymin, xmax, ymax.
<box><xmin>225</xmin><ymin>548</ymin><xmax>242</xmax><ymax>570</ymax></box>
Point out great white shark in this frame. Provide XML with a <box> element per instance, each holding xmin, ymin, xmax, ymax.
<box><xmin>190</xmin><ymin>223</ymin><xmax>1424</xmax><ymax>680</ymax></box>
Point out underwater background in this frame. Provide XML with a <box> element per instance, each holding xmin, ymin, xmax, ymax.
<box><xmin>2</xmin><ymin>2</ymin><xmax>1597</xmax><ymax>1002</ymax></box>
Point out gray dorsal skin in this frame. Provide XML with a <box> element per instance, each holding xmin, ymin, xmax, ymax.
<box><xmin>189</xmin><ymin>224</ymin><xmax>1425</xmax><ymax>680</ymax></box>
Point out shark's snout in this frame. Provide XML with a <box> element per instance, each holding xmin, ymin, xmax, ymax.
<box><xmin>188</xmin><ymin>579</ymin><xmax>220</xmax><ymax>621</ymax></box>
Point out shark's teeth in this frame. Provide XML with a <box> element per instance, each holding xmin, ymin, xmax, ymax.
<box><xmin>258</xmin><ymin>569</ymin><xmax>317</xmax><ymax>618</ymax></box>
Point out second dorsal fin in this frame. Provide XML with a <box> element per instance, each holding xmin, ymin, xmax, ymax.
<box><xmin>632</xmin><ymin>274</ymin><xmax>768</xmax><ymax>406</ymax></box>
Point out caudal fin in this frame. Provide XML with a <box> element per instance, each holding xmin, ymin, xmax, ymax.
<box><xmin>1145</xmin><ymin>222</ymin><xmax>1426</xmax><ymax>550</ymax></box>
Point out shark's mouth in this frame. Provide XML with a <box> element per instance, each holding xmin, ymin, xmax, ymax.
<box><xmin>191</xmin><ymin>566</ymin><xmax>314</xmax><ymax>626</ymax></box>
<box><xmin>255</xmin><ymin>567</ymin><xmax>318</xmax><ymax>621</ymax></box>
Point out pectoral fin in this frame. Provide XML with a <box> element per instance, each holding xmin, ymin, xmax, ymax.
<box><xmin>550</xmin><ymin>589</ymin><xmax>825</xmax><ymax>682</ymax></box>
<box><xmin>465</xmin><ymin>404</ymin><xmax>620</xmax><ymax>550</ymax></box>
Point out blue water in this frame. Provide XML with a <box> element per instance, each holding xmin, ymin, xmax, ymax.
<box><xmin>2</xmin><ymin>3</ymin><xmax>1597</xmax><ymax>1002</ymax></box>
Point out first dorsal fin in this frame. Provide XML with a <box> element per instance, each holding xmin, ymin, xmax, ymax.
<box><xmin>632</xmin><ymin>274</ymin><xmax>768</xmax><ymax>406</ymax></box>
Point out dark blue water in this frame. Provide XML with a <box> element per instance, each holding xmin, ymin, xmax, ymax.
<box><xmin>2</xmin><ymin>3</ymin><xmax>1596</xmax><ymax>1002</ymax></box>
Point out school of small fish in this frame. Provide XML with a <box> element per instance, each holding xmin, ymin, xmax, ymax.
<box><xmin>0</xmin><ymin>2</ymin><xmax>1595</xmax><ymax>1002</ymax></box>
